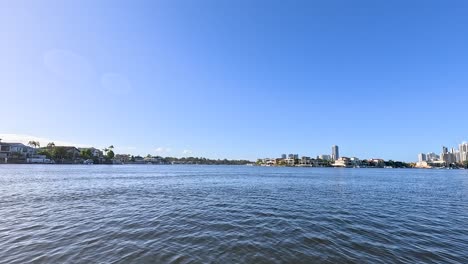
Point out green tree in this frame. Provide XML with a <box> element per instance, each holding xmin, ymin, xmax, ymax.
<box><xmin>107</xmin><ymin>150</ymin><xmax>115</xmax><ymax>159</ymax></box>
<box><xmin>103</xmin><ymin>145</ymin><xmax>115</xmax><ymax>160</ymax></box>
<box><xmin>52</xmin><ymin>147</ymin><xmax>67</xmax><ymax>162</ymax></box>
<box><xmin>37</xmin><ymin>149</ymin><xmax>52</xmax><ymax>159</ymax></box>
<box><xmin>47</xmin><ymin>142</ymin><xmax>55</xmax><ymax>148</ymax></box>
<box><xmin>80</xmin><ymin>149</ymin><xmax>93</xmax><ymax>160</ymax></box>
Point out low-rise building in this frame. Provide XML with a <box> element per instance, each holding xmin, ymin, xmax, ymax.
<box><xmin>284</xmin><ymin>158</ymin><xmax>295</xmax><ymax>166</ymax></box>
<box><xmin>62</xmin><ymin>147</ymin><xmax>81</xmax><ymax>160</ymax></box>
<box><xmin>350</xmin><ymin>157</ymin><xmax>361</xmax><ymax>166</ymax></box>
<box><xmin>332</xmin><ymin>157</ymin><xmax>352</xmax><ymax>167</ymax></box>
<box><xmin>27</xmin><ymin>155</ymin><xmax>52</xmax><ymax>164</ymax></box>
<box><xmin>79</xmin><ymin>147</ymin><xmax>103</xmax><ymax>158</ymax></box>
<box><xmin>0</xmin><ymin>141</ymin><xmax>36</xmax><ymax>162</ymax></box>
<box><xmin>299</xmin><ymin>156</ymin><xmax>312</xmax><ymax>166</ymax></box>
<box><xmin>318</xmin><ymin>154</ymin><xmax>331</xmax><ymax>161</ymax></box>
<box><xmin>262</xmin><ymin>158</ymin><xmax>277</xmax><ymax>166</ymax></box>
<box><xmin>133</xmin><ymin>156</ymin><xmax>145</xmax><ymax>164</ymax></box>
<box><xmin>115</xmin><ymin>154</ymin><xmax>131</xmax><ymax>163</ymax></box>
<box><xmin>415</xmin><ymin>160</ymin><xmax>446</xmax><ymax>168</ymax></box>
<box><xmin>369</xmin><ymin>158</ymin><xmax>386</xmax><ymax>167</ymax></box>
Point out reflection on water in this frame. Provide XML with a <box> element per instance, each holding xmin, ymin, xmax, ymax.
<box><xmin>0</xmin><ymin>165</ymin><xmax>467</xmax><ymax>263</ymax></box>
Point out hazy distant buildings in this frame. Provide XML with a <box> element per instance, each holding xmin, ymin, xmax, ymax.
<box><xmin>441</xmin><ymin>146</ymin><xmax>457</xmax><ymax>164</ymax></box>
<box><xmin>460</xmin><ymin>142</ymin><xmax>468</xmax><ymax>163</ymax></box>
<box><xmin>281</xmin><ymin>154</ymin><xmax>287</xmax><ymax>159</ymax></box>
<box><xmin>442</xmin><ymin>146</ymin><xmax>448</xmax><ymax>154</ymax></box>
<box><xmin>426</xmin><ymin>152</ymin><xmax>440</xmax><ymax>162</ymax></box>
<box><xmin>417</xmin><ymin>141</ymin><xmax>468</xmax><ymax>168</ymax></box>
<box><xmin>288</xmin><ymin>154</ymin><xmax>298</xmax><ymax>159</ymax></box>
<box><xmin>318</xmin><ymin>154</ymin><xmax>331</xmax><ymax>161</ymax></box>
<box><xmin>331</xmin><ymin>145</ymin><xmax>339</xmax><ymax>161</ymax></box>
<box><xmin>418</xmin><ymin>153</ymin><xmax>427</xmax><ymax>162</ymax></box>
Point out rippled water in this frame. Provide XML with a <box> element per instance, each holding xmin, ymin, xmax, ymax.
<box><xmin>0</xmin><ymin>165</ymin><xmax>467</xmax><ymax>263</ymax></box>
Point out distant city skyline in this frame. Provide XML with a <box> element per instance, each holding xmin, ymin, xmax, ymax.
<box><xmin>418</xmin><ymin>141</ymin><xmax>468</xmax><ymax>164</ymax></box>
<box><xmin>1</xmin><ymin>1</ymin><xmax>468</xmax><ymax>161</ymax></box>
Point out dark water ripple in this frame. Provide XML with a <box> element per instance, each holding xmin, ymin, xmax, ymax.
<box><xmin>0</xmin><ymin>165</ymin><xmax>467</xmax><ymax>263</ymax></box>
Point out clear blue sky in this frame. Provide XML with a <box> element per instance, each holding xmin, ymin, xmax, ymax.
<box><xmin>1</xmin><ymin>0</ymin><xmax>467</xmax><ymax>161</ymax></box>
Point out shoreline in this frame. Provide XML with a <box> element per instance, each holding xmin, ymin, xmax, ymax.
<box><xmin>0</xmin><ymin>163</ymin><xmax>465</xmax><ymax>170</ymax></box>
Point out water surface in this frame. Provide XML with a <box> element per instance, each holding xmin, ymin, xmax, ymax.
<box><xmin>0</xmin><ymin>165</ymin><xmax>467</xmax><ymax>263</ymax></box>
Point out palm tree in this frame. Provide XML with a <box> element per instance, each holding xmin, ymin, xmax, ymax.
<box><xmin>47</xmin><ymin>142</ymin><xmax>55</xmax><ymax>148</ymax></box>
<box><xmin>28</xmin><ymin>141</ymin><xmax>39</xmax><ymax>148</ymax></box>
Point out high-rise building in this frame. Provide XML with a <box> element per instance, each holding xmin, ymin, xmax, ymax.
<box><xmin>281</xmin><ymin>154</ymin><xmax>287</xmax><ymax>159</ymax></box>
<box><xmin>442</xmin><ymin>146</ymin><xmax>448</xmax><ymax>155</ymax></box>
<box><xmin>460</xmin><ymin>142</ymin><xmax>468</xmax><ymax>163</ymax></box>
<box><xmin>426</xmin><ymin>152</ymin><xmax>440</xmax><ymax>161</ymax></box>
<box><xmin>331</xmin><ymin>145</ymin><xmax>339</xmax><ymax>161</ymax></box>
<box><xmin>441</xmin><ymin>146</ymin><xmax>456</xmax><ymax>164</ymax></box>
<box><xmin>418</xmin><ymin>153</ymin><xmax>427</xmax><ymax>162</ymax></box>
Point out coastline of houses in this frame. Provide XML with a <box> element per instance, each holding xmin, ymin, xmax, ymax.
<box><xmin>0</xmin><ymin>139</ymin><xmax>250</xmax><ymax>165</ymax></box>
<box><xmin>0</xmin><ymin>139</ymin><xmax>112</xmax><ymax>164</ymax></box>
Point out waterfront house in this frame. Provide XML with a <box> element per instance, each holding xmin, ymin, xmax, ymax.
<box><xmin>369</xmin><ymin>159</ymin><xmax>386</xmax><ymax>168</ymax></box>
<box><xmin>0</xmin><ymin>140</ymin><xmax>36</xmax><ymax>162</ymax></box>
<box><xmin>262</xmin><ymin>158</ymin><xmax>277</xmax><ymax>166</ymax></box>
<box><xmin>299</xmin><ymin>156</ymin><xmax>313</xmax><ymax>166</ymax></box>
<box><xmin>415</xmin><ymin>160</ymin><xmax>446</xmax><ymax>168</ymax></box>
<box><xmin>144</xmin><ymin>156</ymin><xmax>163</xmax><ymax>164</ymax></box>
<box><xmin>282</xmin><ymin>158</ymin><xmax>297</xmax><ymax>166</ymax></box>
<box><xmin>350</xmin><ymin>157</ymin><xmax>361</xmax><ymax>166</ymax></box>
<box><xmin>27</xmin><ymin>155</ymin><xmax>52</xmax><ymax>164</ymax></box>
<box><xmin>79</xmin><ymin>147</ymin><xmax>103</xmax><ymax>158</ymax></box>
<box><xmin>115</xmin><ymin>154</ymin><xmax>131</xmax><ymax>163</ymax></box>
<box><xmin>332</xmin><ymin>157</ymin><xmax>353</xmax><ymax>167</ymax></box>
<box><xmin>62</xmin><ymin>147</ymin><xmax>81</xmax><ymax>159</ymax></box>
<box><xmin>133</xmin><ymin>156</ymin><xmax>145</xmax><ymax>164</ymax></box>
